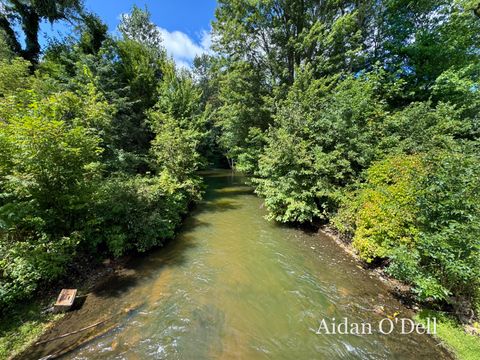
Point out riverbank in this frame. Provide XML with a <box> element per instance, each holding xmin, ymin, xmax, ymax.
<box><xmin>0</xmin><ymin>303</ymin><xmax>61</xmax><ymax>360</ymax></box>
<box><xmin>2</xmin><ymin>170</ymin><xmax>471</xmax><ymax>359</ymax></box>
<box><xmin>7</xmin><ymin>171</ymin><xmax>452</xmax><ymax>359</ymax></box>
<box><xmin>0</xmin><ymin>255</ymin><xmax>127</xmax><ymax>360</ymax></box>
<box><xmin>1</xmin><ymin>228</ymin><xmax>475</xmax><ymax>360</ymax></box>
<box><xmin>320</xmin><ymin>226</ymin><xmax>480</xmax><ymax>360</ymax></box>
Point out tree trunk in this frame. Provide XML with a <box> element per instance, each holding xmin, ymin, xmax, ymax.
<box><xmin>20</xmin><ymin>7</ymin><xmax>41</xmax><ymax>64</ymax></box>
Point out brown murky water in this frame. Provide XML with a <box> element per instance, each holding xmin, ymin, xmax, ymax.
<box><xmin>25</xmin><ymin>170</ymin><xmax>451</xmax><ymax>359</ymax></box>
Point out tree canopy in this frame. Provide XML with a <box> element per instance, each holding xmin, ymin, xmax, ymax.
<box><xmin>1</xmin><ymin>0</ymin><xmax>480</xmax><ymax>333</ymax></box>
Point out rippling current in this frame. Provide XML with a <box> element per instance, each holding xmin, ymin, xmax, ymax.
<box><xmin>25</xmin><ymin>170</ymin><xmax>451</xmax><ymax>360</ymax></box>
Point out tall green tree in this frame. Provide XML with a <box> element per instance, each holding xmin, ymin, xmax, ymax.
<box><xmin>213</xmin><ymin>0</ymin><xmax>374</xmax><ymax>85</ymax></box>
<box><xmin>215</xmin><ymin>61</ymin><xmax>271</xmax><ymax>171</ymax></box>
<box><xmin>118</xmin><ymin>5</ymin><xmax>163</xmax><ymax>51</ymax></box>
<box><xmin>373</xmin><ymin>0</ymin><xmax>480</xmax><ymax>102</ymax></box>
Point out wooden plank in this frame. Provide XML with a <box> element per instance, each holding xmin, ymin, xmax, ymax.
<box><xmin>54</xmin><ymin>289</ymin><xmax>77</xmax><ymax>308</ymax></box>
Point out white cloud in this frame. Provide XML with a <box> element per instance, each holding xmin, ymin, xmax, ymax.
<box><xmin>158</xmin><ymin>27</ymin><xmax>211</xmax><ymax>68</ymax></box>
<box><xmin>200</xmin><ymin>30</ymin><xmax>212</xmax><ymax>51</ymax></box>
<box><xmin>175</xmin><ymin>59</ymin><xmax>193</xmax><ymax>70</ymax></box>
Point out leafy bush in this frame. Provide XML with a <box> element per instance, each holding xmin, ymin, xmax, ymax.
<box><xmin>0</xmin><ymin>57</ymin><xmax>31</xmax><ymax>96</ymax></box>
<box><xmin>86</xmin><ymin>173</ymin><xmax>197</xmax><ymax>257</ymax></box>
<box><xmin>254</xmin><ymin>126</ymin><xmax>320</xmax><ymax>223</ymax></box>
<box><xmin>377</xmin><ymin>101</ymin><xmax>468</xmax><ymax>155</ymax></box>
<box><xmin>389</xmin><ymin>150</ymin><xmax>480</xmax><ymax>303</ymax></box>
<box><xmin>0</xmin><ymin>235</ymin><xmax>79</xmax><ymax>310</ymax></box>
<box><xmin>335</xmin><ymin>149</ymin><xmax>480</xmax><ymax>304</ymax></box>
<box><xmin>344</xmin><ymin>155</ymin><xmax>424</xmax><ymax>262</ymax></box>
<box><xmin>0</xmin><ymin>93</ymin><xmax>102</xmax><ymax>311</ymax></box>
<box><xmin>254</xmin><ymin>71</ymin><xmax>386</xmax><ymax>223</ymax></box>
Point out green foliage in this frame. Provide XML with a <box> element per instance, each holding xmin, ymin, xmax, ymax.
<box><xmin>0</xmin><ymin>91</ymin><xmax>103</xmax><ymax>310</ymax></box>
<box><xmin>215</xmin><ymin>61</ymin><xmax>271</xmax><ymax>171</ymax></box>
<box><xmin>255</xmin><ymin>126</ymin><xmax>320</xmax><ymax>223</ymax></box>
<box><xmin>377</xmin><ymin>101</ymin><xmax>468</xmax><ymax>154</ymax></box>
<box><xmin>391</xmin><ymin>150</ymin><xmax>480</xmax><ymax>302</ymax></box>
<box><xmin>343</xmin><ymin>155</ymin><xmax>424</xmax><ymax>262</ymax></box>
<box><xmin>116</xmin><ymin>39</ymin><xmax>164</xmax><ymax>116</ymax></box>
<box><xmin>213</xmin><ymin>0</ymin><xmax>372</xmax><ymax>84</ymax></box>
<box><xmin>118</xmin><ymin>5</ymin><xmax>163</xmax><ymax>51</ymax></box>
<box><xmin>337</xmin><ymin>150</ymin><xmax>480</xmax><ymax>304</ymax></box>
<box><xmin>36</xmin><ymin>6</ymin><xmax>168</xmax><ymax>172</ymax></box>
<box><xmin>150</xmin><ymin>62</ymin><xmax>206</xmax><ymax>182</ymax></box>
<box><xmin>432</xmin><ymin>65</ymin><xmax>480</xmax><ymax>132</ymax></box>
<box><xmin>0</xmin><ymin>57</ymin><xmax>31</xmax><ymax>96</ymax></box>
<box><xmin>86</xmin><ymin>173</ymin><xmax>195</xmax><ymax>257</ymax></box>
<box><xmin>0</xmin><ymin>235</ymin><xmax>79</xmax><ymax>309</ymax></box>
<box><xmin>0</xmin><ymin>30</ymin><xmax>14</xmax><ymax>61</ymax></box>
<box><xmin>254</xmin><ymin>70</ymin><xmax>386</xmax><ymax>222</ymax></box>
<box><xmin>151</xmin><ymin>115</ymin><xmax>203</xmax><ymax>182</ymax></box>
<box><xmin>77</xmin><ymin>13</ymin><xmax>108</xmax><ymax>55</ymax></box>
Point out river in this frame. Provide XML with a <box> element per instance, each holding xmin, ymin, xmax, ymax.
<box><xmin>25</xmin><ymin>170</ymin><xmax>451</xmax><ymax>359</ymax></box>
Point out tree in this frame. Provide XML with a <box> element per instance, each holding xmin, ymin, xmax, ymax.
<box><xmin>215</xmin><ymin>61</ymin><xmax>271</xmax><ymax>170</ymax></box>
<box><xmin>373</xmin><ymin>0</ymin><xmax>480</xmax><ymax>102</ymax></box>
<box><xmin>213</xmin><ymin>0</ymin><xmax>374</xmax><ymax>86</ymax></box>
<box><xmin>0</xmin><ymin>86</ymin><xmax>103</xmax><ymax>309</ymax></box>
<box><xmin>118</xmin><ymin>5</ymin><xmax>163</xmax><ymax>51</ymax></box>
<box><xmin>0</xmin><ymin>0</ymin><xmax>83</xmax><ymax>63</ymax></box>
<box><xmin>254</xmin><ymin>69</ymin><xmax>386</xmax><ymax>222</ymax></box>
<box><xmin>77</xmin><ymin>13</ymin><xmax>108</xmax><ymax>55</ymax></box>
<box><xmin>150</xmin><ymin>62</ymin><xmax>206</xmax><ymax>181</ymax></box>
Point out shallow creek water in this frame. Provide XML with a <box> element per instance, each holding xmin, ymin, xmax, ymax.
<box><xmin>25</xmin><ymin>170</ymin><xmax>451</xmax><ymax>360</ymax></box>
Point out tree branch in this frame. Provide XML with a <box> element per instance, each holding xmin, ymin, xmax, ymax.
<box><xmin>0</xmin><ymin>14</ymin><xmax>22</xmax><ymax>55</ymax></box>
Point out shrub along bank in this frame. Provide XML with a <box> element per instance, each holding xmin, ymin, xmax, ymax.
<box><xmin>0</xmin><ymin>6</ymin><xmax>207</xmax><ymax>315</ymax></box>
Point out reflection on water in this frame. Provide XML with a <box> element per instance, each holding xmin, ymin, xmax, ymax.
<box><xmin>24</xmin><ymin>170</ymin><xmax>451</xmax><ymax>359</ymax></box>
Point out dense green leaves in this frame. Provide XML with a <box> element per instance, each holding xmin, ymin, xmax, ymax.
<box><xmin>335</xmin><ymin>155</ymin><xmax>424</xmax><ymax>262</ymax></box>
<box><xmin>254</xmin><ymin>71</ymin><xmax>386</xmax><ymax>222</ymax></box>
<box><xmin>409</xmin><ymin>151</ymin><xmax>480</xmax><ymax>302</ymax></box>
<box><xmin>210</xmin><ymin>0</ymin><xmax>480</xmax><ymax>313</ymax></box>
<box><xmin>0</xmin><ymin>88</ymin><xmax>103</xmax><ymax>311</ymax></box>
<box><xmin>215</xmin><ymin>61</ymin><xmax>271</xmax><ymax>171</ymax></box>
<box><xmin>0</xmin><ymin>5</ymin><xmax>205</xmax><ymax>312</ymax></box>
<box><xmin>86</xmin><ymin>174</ymin><xmax>194</xmax><ymax>257</ymax></box>
<box><xmin>1</xmin><ymin>0</ymin><xmax>479</xmax><ymax>322</ymax></box>
<box><xmin>336</xmin><ymin>151</ymin><xmax>480</xmax><ymax>306</ymax></box>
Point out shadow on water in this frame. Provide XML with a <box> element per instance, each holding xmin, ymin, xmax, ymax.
<box><xmin>194</xmin><ymin>171</ymin><xmax>252</xmax><ymax>214</ymax></box>
<box><xmin>212</xmin><ymin>188</ymin><xmax>254</xmax><ymax>197</ymax></box>
<box><xmin>17</xmin><ymin>173</ymin><xmax>237</xmax><ymax>360</ymax></box>
<box><xmin>91</xmin><ymin>231</ymin><xmax>202</xmax><ymax>300</ymax></box>
<box><xmin>91</xmin><ymin>274</ymin><xmax>140</xmax><ymax>299</ymax></box>
<box><xmin>201</xmin><ymin>199</ymin><xmax>240</xmax><ymax>213</ymax></box>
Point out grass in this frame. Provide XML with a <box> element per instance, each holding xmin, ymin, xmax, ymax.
<box><xmin>0</xmin><ymin>302</ymin><xmax>63</xmax><ymax>360</ymax></box>
<box><xmin>415</xmin><ymin>309</ymin><xmax>480</xmax><ymax>360</ymax></box>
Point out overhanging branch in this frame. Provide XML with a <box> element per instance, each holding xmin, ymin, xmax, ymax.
<box><xmin>0</xmin><ymin>14</ymin><xmax>21</xmax><ymax>55</ymax></box>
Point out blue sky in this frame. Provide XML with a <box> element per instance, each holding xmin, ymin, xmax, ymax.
<box><xmin>38</xmin><ymin>0</ymin><xmax>218</xmax><ymax>67</ymax></box>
